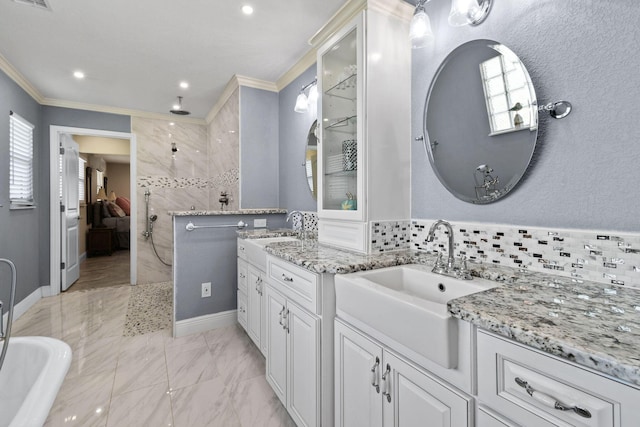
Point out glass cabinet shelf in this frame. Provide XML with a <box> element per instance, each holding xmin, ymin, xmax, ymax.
<box><xmin>324</xmin><ymin>170</ymin><xmax>357</xmax><ymax>177</ymax></box>
<box><xmin>324</xmin><ymin>115</ymin><xmax>357</xmax><ymax>133</ymax></box>
<box><xmin>324</xmin><ymin>74</ymin><xmax>357</xmax><ymax>100</ymax></box>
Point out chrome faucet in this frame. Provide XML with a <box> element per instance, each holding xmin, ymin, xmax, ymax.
<box><xmin>286</xmin><ymin>210</ymin><xmax>304</xmax><ymax>239</ymax></box>
<box><xmin>426</xmin><ymin>219</ymin><xmax>471</xmax><ymax>279</ymax></box>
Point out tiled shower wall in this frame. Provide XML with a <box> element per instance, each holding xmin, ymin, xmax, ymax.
<box><xmin>369</xmin><ymin>219</ymin><xmax>640</xmax><ymax>289</ymax></box>
<box><xmin>133</xmin><ymin>90</ymin><xmax>240</xmax><ymax>284</ymax></box>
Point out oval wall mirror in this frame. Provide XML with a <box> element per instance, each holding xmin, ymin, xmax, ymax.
<box><xmin>305</xmin><ymin>120</ymin><xmax>318</xmax><ymax>199</ymax></box>
<box><xmin>424</xmin><ymin>39</ymin><xmax>538</xmax><ymax>204</ymax></box>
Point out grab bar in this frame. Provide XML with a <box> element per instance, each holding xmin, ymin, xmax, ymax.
<box><xmin>185</xmin><ymin>220</ymin><xmax>247</xmax><ymax>232</ymax></box>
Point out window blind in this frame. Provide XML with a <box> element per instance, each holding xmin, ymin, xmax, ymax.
<box><xmin>9</xmin><ymin>112</ymin><xmax>35</xmax><ymax>207</ymax></box>
<box><xmin>79</xmin><ymin>158</ymin><xmax>86</xmax><ymax>202</ymax></box>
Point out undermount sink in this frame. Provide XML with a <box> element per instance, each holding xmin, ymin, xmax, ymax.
<box><xmin>335</xmin><ymin>264</ymin><xmax>496</xmax><ymax>369</ymax></box>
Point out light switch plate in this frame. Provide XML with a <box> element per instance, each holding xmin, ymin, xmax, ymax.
<box><xmin>254</xmin><ymin>219</ymin><xmax>267</xmax><ymax>228</ymax></box>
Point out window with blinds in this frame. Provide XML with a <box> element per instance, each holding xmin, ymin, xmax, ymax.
<box><xmin>9</xmin><ymin>112</ymin><xmax>35</xmax><ymax>208</ymax></box>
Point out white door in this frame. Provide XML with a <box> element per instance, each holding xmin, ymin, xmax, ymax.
<box><xmin>335</xmin><ymin>320</ymin><xmax>383</xmax><ymax>427</ymax></box>
<box><xmin>382</xmin><ymin>352</ymin><xmax>471</xmax><ymax>427</ymax></box>
<box><xmin>60</xmin><ymin>134</ymin><xmax>80</xmax><ymax>291</ymax></box>
<box><xmin>287</xmin><ymin>301</ymin><xmax>319</xmax><ymax>427</ymax></box>
<box><xmin>247</xmin><ymin>265</ymin><xmax>262</xmax><ymax>349</ymax></box>
<box><xmin>265</xmin><ymin>286</ymin><xmax>288</xmax><ymax>405</ymax></box>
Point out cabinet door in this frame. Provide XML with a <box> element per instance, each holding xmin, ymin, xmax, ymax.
<box><xmin>382</xmin><ymin>351</ymin><xmax>471</xmax><ymax>427</ymax></box>
<box><xmin>265</xmin><ymin>286</ymin><xmax>287</xmax><ymax>405</ymax></box>
<box><xmin>237</xmin><ymin>258</ymin><xmax>248</xmax><ymax>294</ymax></box>
<box><xmin>318</xmin><ymin>15</ymin><xmax>364</xmax><ymax>221</ymax></box>
<box><xmin>335</xmin><ymin>320</ymin><xmax>383</xmax><ymax>427</ymax></box>
<box><xmin>287</xmin><ymin>301</ymin><xmax>320</xmax><ymax>427</ymax></box>
<box><xmin>247</xmin><ymin>265</ymin><xmax>262</xmax><ymax>349</ymax></box>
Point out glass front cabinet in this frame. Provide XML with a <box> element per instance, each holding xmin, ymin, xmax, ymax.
<box><xmin>315</xmin><ymin>3</ymin><xmax>412</xmax><ymax>253</ymax></box>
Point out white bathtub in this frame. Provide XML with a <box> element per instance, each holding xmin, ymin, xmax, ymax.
<box><xmin>0</xmin><ymin>337</ymin><xmax>72</xmax><ymax>427</ymax></box>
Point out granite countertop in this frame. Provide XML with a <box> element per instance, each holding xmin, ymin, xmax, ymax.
<box><xmin>237</xmin><ymin>228</ymin><xmax>299</xmax><ymax>239</ymax></box>
<box><xmin>449</xmin><ymin>266</ymin><xmax>640</xmax><ymax>387</ymax></box>
<box><xmin>261</xmin><ymin>239</ymin><xmax>640</xmax><ymax>387</ymax></box>
<box><xmin>169</xmin><ymin>208</ymin><xmax>287</xmax><ymax>216</ymax></box>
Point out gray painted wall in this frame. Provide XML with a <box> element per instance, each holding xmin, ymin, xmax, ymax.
<box><xmin>0</xmin><ymin>70</ymin><xmax>42</xmax><ymax>308</ymax></box>
<box><xmin>278</xmin><ymin>65</ymin><xmax>318</xmax><ymax>212</ymax></box>
<box><xmin>173</xmin><ymin>214</ymin><xmax>286</xmax><ymax>321</ymax></box>
<box><xmin>240</xmin><ymin>87</ymin><xmax>280</xmax><ymax>209</ymax></box>
<box><xmin>39</xmin><ymin>107</ymin><xmax>131</xmax><ymax>286</ymax></box>
<box><xmin>412</xmin><ymin>1</ymin><xmax>640</xmax><ymax>232</ymax></box>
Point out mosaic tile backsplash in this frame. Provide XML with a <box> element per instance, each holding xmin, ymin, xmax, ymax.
<box><xmin>411</xmin><ymin>219</ymin><xmax>640</xmax><ymax>289</ymax></box>
<box><xmin>370</xmin><ymin>220</ymin><xmax>411</xmax><ymax>253</ymax></box>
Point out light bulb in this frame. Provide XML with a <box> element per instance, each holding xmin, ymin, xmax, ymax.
<box><xmin>409</xmin><ymin>6</ymin><xmax>434</xmax><ymax>49</ymax></box>
<box><xmin>294</xmin><ymin>92</ymin><xmax>308</xmax><ymax>113</ymax></box>
<box><xmin>307</xmin><ymin>84</ymin><xmax>318</xmax><ymax>105</ymax></box>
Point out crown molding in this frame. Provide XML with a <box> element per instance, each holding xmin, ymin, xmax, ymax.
<box><xmin>309</xmin><ymin>0</ymin><xmax>366</xmax><ymax>48</ymax></box>
<box><xmin>276</xmin><ymin>48</ymin><xmax>317</xmax><ymax>91</ymax></box>
<box><xmin>235</xmin><ymin>75</ymin><xmax>278</xmax><ymax>92</ymax></box>
<box><xmin>0</xmin><ymin>51</ymin><xmax>44</xmax><ymax>103</ymax></box>
<box><xmin>41</xmin><ymin>98</ymin><xmax>206</xmax><ymax>125</ymax></box>
<box><xmin>368</xmin><ymin>0</ymin><xmax>413</xmax><ymax>22</ymax></box>
<box><xmin>205</xmin><ymin>76</ymin><xmax>240</xmax><ymax>124</ymax></box>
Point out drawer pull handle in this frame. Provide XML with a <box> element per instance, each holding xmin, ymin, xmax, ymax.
<box><xmin>381</xmin><ymin>364</ymin><xmax>391</xmax><ymax>403</ymax></box>
<box><xmin>281</xmin><ymin>273</ymin><xmax>294</xmax><ymax>282</ymax></box>
<box><xmin>370</xmin><ymin>357</ymin><xmax>380</xmax><ymax>393</ymax></box>
<box><xmin>515</xmin><ymin>377</ymin><xmax>591</xmax><ymax>419</ymax></box>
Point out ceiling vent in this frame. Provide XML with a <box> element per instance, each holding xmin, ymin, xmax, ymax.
<box><xmin>13</xmin><ymin>0</ymin><xmax>52</xmax><ymax>11</ymax></box>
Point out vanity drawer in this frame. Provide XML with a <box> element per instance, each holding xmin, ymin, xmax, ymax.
<box><xmin>267</xmin><ymin>256</ymin><xmax>318</xmax><ymax>314</ymax></box>
<box><xmin>237</xmin><ymin>290</ymin><xmax>248</xmax><ymax>330</ymax></box>
<box><xmin>237</xmin><ymin>238</ymin><xmax>248</xmax><ymax>261</ymax></box>
<box><xmin>237</xmin><ymin>258</ymin><xmax>248</xmax><ymax>294</ymax></box>
<box><xmin>477</xmin><ymin>330</ymin><xmax>640</xmax><ymax>427</ymax></box>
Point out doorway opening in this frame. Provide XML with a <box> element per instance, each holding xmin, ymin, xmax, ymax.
<box><xmin>49</xmin><ymin>126</ymin><xmax>137</xmax><ymax>296</ymax></box>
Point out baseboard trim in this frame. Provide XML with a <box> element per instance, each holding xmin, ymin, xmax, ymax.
<box><xmin>79</xmin><ymin>252</ymin><xmax>87</xmax><ymax>263</ymax></box>
<box><xmin>2</xmin><ymin>286</ymin><xmax>42</xmax><ymax>326</ymax></box>
<box><xmin>174</xmin><ymin>310</ymin><xmax>238</xmax><ymax>338</ymax></box>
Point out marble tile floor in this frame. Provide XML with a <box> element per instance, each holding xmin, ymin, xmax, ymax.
<box><xmin>11</xmin><ymin>285</ymin><xmax>295</xmax><ymax>426</ymax></box>
<box><xmin>67</xmin><ymin>249</ymin><xmax>131</xmax><ymax>292</ymax></box>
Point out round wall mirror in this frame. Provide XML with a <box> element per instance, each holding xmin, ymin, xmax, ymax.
<box><xmin>424</xmin><ymin>40</ymin><xmax>538</xmax><ymax>204</ymax></box>
<box><xmin>305</xmin><ymin>120</ymin><xmax>318</xmax><ymax>199</ymax></box>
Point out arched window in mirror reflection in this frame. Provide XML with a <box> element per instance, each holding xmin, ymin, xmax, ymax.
<box><xmin>305</xmin><ymin>120</ymin><xmax>318</xmax><ymax>199</ymax></box>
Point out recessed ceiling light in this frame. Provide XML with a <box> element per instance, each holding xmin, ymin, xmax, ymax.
<box><xmin>179</xmin><ymin>81</ymin><xmax>189</xmax><ymax>89</ymax></box>
<box><xmin>73</xmin><ymin>70</ymin><xmax>85</xmax><ymax>79</ymax></box>
<box><xmin>242</xmin><ymin>5</ymin><xmax>253</xmax><ymax>15</ymax></box>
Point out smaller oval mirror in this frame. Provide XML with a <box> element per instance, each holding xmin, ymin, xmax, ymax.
<box><xmin>305</xmin><ymin>120</ymin><xmax>318</xmax><ymax>199</ymax></box>
<box><xmin>424</xmin><ymin>40</ymin><xmax>538</xmax><ymax>204</ymax></box>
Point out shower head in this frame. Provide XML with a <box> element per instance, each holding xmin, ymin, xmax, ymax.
<box><xmin>170</xmin><ymin>96</ymin><xmax>190</xmax><ymax>115</ymax></box>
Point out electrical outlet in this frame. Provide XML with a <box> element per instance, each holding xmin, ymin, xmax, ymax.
<box><xmin>201</xmin><ymin>282</ymin><xmax>211</xmax><ymax>298</ymax></box>
<box><xmin>254</xmin><ymin>218</ymin><xmax>267</xmax><ymax>228</ymax></box>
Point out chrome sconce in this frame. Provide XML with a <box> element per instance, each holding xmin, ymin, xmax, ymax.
<box><xmin>294</xmin><ymin>78</ymin><xmax>318</xmax><ymax>113</ymax></box>
<box><xmin>410</xmin><ymin>0</ymin><xmax>493</xmax><ymax>48</ymax></box>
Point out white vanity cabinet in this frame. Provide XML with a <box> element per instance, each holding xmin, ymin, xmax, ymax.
<box><xmin>237</xmin><ymin>251</ymin><xmax>248</xmax><ymax>330</ymax></box>
<box><xmin>247</xmin><ymin>264</ymin><xmax>266</xmax><ymax>354</ymax></box>
<box><xmin>264</xmin><ymin>255</ymin><xmax>336</xmax><ymax>427</ymax></box>
<box><xmin>476</xmin><ymin>330</ymin><xmax>640</xmax><ymax>427</ymax></box>
<box><xmin>314</xmin><ymin>2</ymin><xmax>411</xmax><ymax>253</ymax></box>
<box><xmin>335</xmin><ymin>319</ymin><xmax>472</xmax><ymax>427</ymax></box>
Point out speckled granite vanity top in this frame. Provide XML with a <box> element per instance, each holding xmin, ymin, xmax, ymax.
<box><xmin>169</xmin><ymin>208</ymin><xmax>287</xmax><ymax>216</ymax></box>
<box><xmin>237</xmin><ymin>228</ymin><xmax>300</xmax><ymax>239</ymax></box>
<box><xmin>450</xmin><ymin>265</ymin><xmax>640</xmax><ymax>387</ymax></box>
<box><xmin>258</xmin><ymin>238</ymin><xmax>640</xmax><ymax>387</ymax></box>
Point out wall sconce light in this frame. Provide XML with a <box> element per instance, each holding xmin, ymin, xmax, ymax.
<box><xmin>294</xmin><ymin>78</ymin><xmax>318</xmax><ymax>113</ymax></box>
<box><xmin>410</xmin><ymin>0</ymin><xmax>434</xmax><ymax>49</ymax></box>
<box><xmin>410</xmin><ymin>0</ymin><xmax>492</xmax><ymax>49</ymax></box>
<box><xmin>448</xmin><ymin>0</ymin><xmax>492</xmax><ymax>26</ymax></box>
